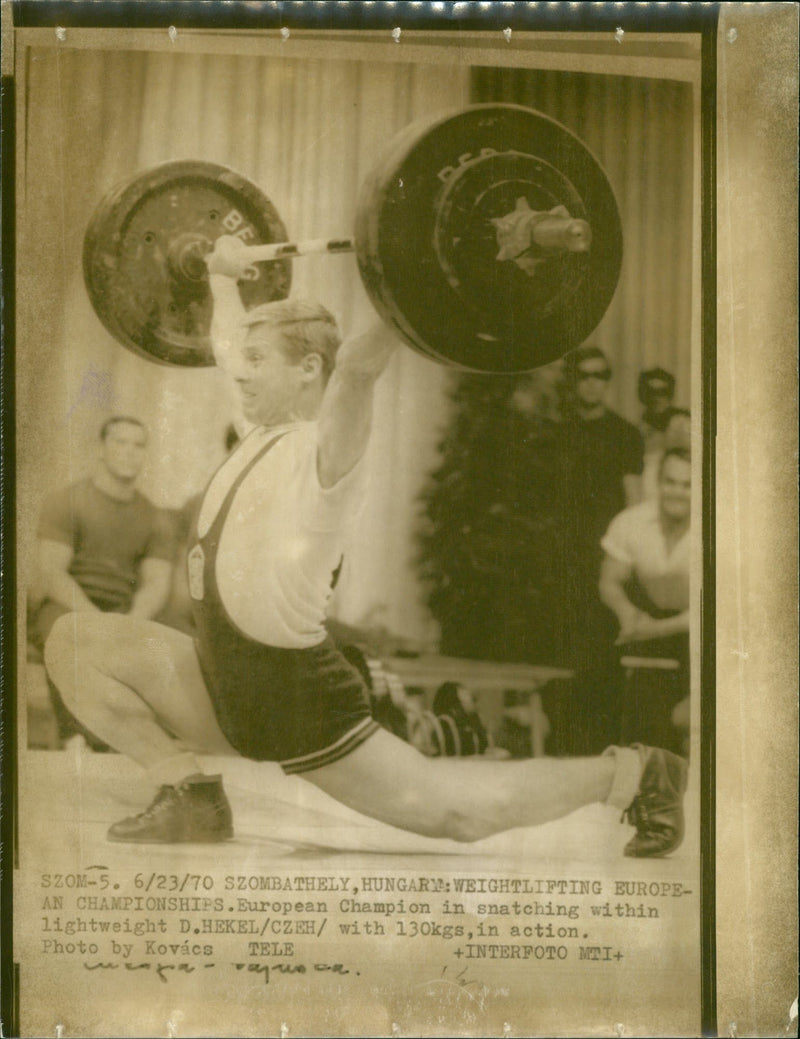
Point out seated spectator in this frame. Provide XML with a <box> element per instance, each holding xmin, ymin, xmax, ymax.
<box><xmin>600</xmin><ymin>447</ymin><xmax>690</xmax><ymax>644</ymax></box>
<box><xmin>598</xmin><ymin>447</ymin><xmax>691</xmax><ymax>754</ymax></box>
<box><xmin>32</xmin><ymin>416</ymin><xmax>176</xmax><ymax>747</ymax></box>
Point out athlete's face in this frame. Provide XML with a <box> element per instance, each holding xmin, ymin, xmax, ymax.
<box><xmin>100</xmin><ymin>422</ymin><xmax>147</xmax><ymax>482</ymax></box>
<box><xmin>658</xmin><ymin>454</ymin><xmax>691</xmax><ymax>522</ymax></box>
<box><xmin>235</xmin><ymin>326</ymin><xmax>315</xmax><ymax>426</ymax></box>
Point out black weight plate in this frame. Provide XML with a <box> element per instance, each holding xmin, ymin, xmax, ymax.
<box><xmin>355</xmin><ymin>104</ymin><xmax>622</xmax><ymax>374</ymax></box>
<box><xmin>83</xmin><ymin>161</ymin><xmax>291</xmax><ymax>366</ymax></box>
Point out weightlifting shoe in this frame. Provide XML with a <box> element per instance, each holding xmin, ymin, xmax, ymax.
<box><xmin>107</xmin><ymin>774</ymin><xmax>233</xmax><ymax>843</ymax></box>
<box><xmin>623</xmin><ymin>746</ymin><xmax>688</xmax><ymax>858</ymax></box>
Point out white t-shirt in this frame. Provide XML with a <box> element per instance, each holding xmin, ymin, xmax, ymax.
<box><xmin>600</xmin><ymin>499</ymin><xmax>690</xmax><ymax>613</ymax></box>
<box><xmin>197</xmin><ymin>421</ymin><xmax>367</xmax><ymax>648</ymax></box>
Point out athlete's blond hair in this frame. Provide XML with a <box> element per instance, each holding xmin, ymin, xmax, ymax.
<box><xmin>242</xmin><ymin>299</ymin><xmax>341</xmax><ymax>384</ymax></box>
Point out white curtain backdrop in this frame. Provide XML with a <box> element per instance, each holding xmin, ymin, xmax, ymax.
<box><xmin>18</xmin><ymin>47</ymin><xmax>469</xmax><ymax>641</ymax></box>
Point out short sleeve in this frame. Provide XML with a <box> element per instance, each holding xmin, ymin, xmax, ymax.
<box><xmin>303</xmin><ymin>432</ymin><xmax>371</xmax><ymax>532</ymax></box>
<box><xmin>144</xmin><ymin>506</ymin><xmax>179</xmax><ymax>562</ymax></box>
<box><xmin>37</xmin><ymin>486</ymin><xmax>77</xmax><ymax>547</ymax></box>
<box><xmin>316</xmin><ymin>455</ymin><xmax>369</xmax><ymax>517</ymax></box>
<box><xmin>600</xmin><ymin>508</ymin><xmax>636</xmax><ymax>566</ymax></box>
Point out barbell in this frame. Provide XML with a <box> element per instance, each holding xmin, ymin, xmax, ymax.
<box><xmin>83</xmin><ymin>104</ymin><xmax>622</xmax><ymax>374</ymax></box>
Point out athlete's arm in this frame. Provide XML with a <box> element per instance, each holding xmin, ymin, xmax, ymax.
<box><xmin>316</xmin><ymin>323</ymin><xmax>398</xmax><ymax>489</ymax></box>
<box><xmin>127</xmin><ymin>557</ymin><xmax>174</xmax><ymax>620</ymax></box>
<box><xmin>207</xmin><ymin>237</ymin><xmax>256</xmax><ymax>438</ymax></box>
<box><xmin>208</xmin><ymin>275</ymin><xmax>246</xmax><ymax>369</ymax></box>
<box><xmin>38</xmin><ymin>539</ymin><xmax>100</xmax><ymax>613</ymax></box>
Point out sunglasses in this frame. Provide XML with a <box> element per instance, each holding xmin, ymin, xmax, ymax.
<box><xmin>576</xmin><ymin>369</ymin><xmax>612</xmax><ymax>382</ymax></box>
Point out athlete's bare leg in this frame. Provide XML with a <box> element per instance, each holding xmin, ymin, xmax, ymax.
<box><xmin>44</xmin><ymin>613</ymin><xmax>683</xmax><ymax>854</ymax></box>
<box><xmin>44</xmin><ymin>612</ymin><xmax>235</xmax><ymax>783</ymax></box>
<box><xmin>302</xmin><ymin>728</ymin><xmax>630</xmax><ymax>843</ymax></box>
<box><xmin>44</xmin><ymin>613</ymin><xmax>623</xmax><ymax>838</ymax></box>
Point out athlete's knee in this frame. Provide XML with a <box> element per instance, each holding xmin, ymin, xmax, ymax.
<box><xmin>45</xmin><ymin>611</ymin><xmax>154</xmax><ymax>725</ymax></box>
<box><xmin>410</xmin><ymin>783</ymin><xmax>494</xmax><ymax>842</ymax></box>
<box><xmin>45</xmin><ymin>612</ymin><xmax>123</xmax><ymax>706</ymax></box>
<box><xmin>394</xmin><ymin>760</ymin><xmax>496</xmax><ymax>842</ymax></box>
<box><xmin>44</xmin><ymin>612</ymin><xmax>82</xmax><ymax>697</ymax></box>
<box><xmin>439</xmin><ymin>807</ymin><xmax>495</xmax><ymax>844</ymax></box>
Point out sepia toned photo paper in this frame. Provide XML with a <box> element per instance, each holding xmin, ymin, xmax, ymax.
<box><xmin>1</xmin><ymin>3</ymin><xmax>796</xmax><ymax>1036</ymax></box>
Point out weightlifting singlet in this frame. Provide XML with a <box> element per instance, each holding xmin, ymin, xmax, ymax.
<box><xmin>189</xmin><ymin>428</ymin><xmax>378</xmax><ymax>772</ymax></box>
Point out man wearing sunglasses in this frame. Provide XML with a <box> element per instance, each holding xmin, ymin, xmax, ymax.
<box><xmin>558</xmin><ymin>345</ymin><xmax>644</xmax><ymax>547</ymax></box>
<box><xmin>552</xmin><ymin>347</ymin><xmax>644</xmax><ymax>700</ymax></box>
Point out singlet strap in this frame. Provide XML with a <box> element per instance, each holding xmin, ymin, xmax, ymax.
<box><xmin>198</xmin><ymin>429</ymin><xmax>292</xmax><ymax>544</ymax></box>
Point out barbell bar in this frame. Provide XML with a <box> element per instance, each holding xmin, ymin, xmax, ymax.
<box><xmin>228</xmin><ymin>205</ymin><xmax>591</xmax><ymax>271</ymax></box>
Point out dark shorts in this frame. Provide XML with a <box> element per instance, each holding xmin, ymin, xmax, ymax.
<box><xmin>194</xmin><ymin>635</ymin><xmax>380</xmax><ymax>774</ymax></box>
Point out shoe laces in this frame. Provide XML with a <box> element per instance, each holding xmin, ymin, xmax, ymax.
<box><xmin>135</xmin><ymin>785</ymin><xmax>179</xmax><ymax>821</ymax></box>
<box><xmin>622</xmin><ymin>797</ymin><xmax>649</xmax><ymax>829</ymax></box>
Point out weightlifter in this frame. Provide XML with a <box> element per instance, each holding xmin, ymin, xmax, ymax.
<box><xmin>45</xmin><ymin>235</ymin><xmax>687</xmax><ymax>857</ymax></box>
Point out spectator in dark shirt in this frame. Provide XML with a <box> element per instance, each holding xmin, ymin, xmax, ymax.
<box><xmin>552</xmin><ymin>345</ymin><xmax>645</xmax><ymax>705</ymax></box>
<box><xmin>32</xmin><ymin>416</ymin><xmax>176</xmax><ymax>745</ymax></box>
<box><xmin>639</xmin><ymin>367</ymin><xmax>678</xmax><ymax>440</ymax></box>
<box><xmin>556</xmin><ymin>346</ymin><xmax>644</xmax><ymax>543</ymax></box>
<box><xmin>638</xmin><ymin>368</ymin><xmax>684</xmax><ymax>499</ymax></box>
